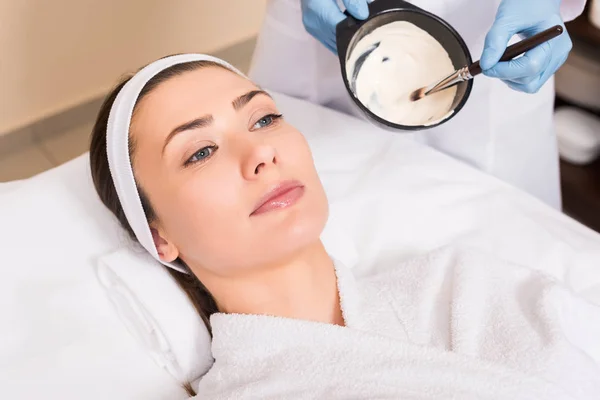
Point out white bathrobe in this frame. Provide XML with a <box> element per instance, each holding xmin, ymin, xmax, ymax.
<box><xmin>196</xmin><ymin>247</ymin><xmax>600</xmax><ymax>399</ymax></box>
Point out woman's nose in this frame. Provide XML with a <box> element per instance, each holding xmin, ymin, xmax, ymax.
<box><xmin>242</xmin><ymin>143</ymin><xmax>277</xmax><ymax>180</ymax></box>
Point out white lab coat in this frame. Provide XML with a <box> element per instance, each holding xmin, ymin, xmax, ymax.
<box><xmin>249</xmin><ymin>0</ymin><xmax>586</xmax><ymax>209</ymax></box>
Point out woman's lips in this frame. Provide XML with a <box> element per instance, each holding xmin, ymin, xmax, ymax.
<box><xmin>251</xmin><ymin>180</ymin><xmax>305</xmax><ymax>216</ymax></box>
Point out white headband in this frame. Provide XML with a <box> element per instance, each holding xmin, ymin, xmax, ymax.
<box><xmin>106</xmin><ymin>54</ymin><xmax>245</xmax><ymax>274</ymax></box>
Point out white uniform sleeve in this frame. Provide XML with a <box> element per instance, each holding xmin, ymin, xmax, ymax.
<box><xmin>248</xmin><ymin>0</ymin><xmax>360</xmax><ymax>116</ymax></box>
<box><xmin>561</xmin><ymin>0</ymin><xmax>587</xmax><ymax>21</ymax></box>
<box><xmin>248</xmin><ymin>0</ymin><xmax>322</xmax><ymax>102</ymax></box>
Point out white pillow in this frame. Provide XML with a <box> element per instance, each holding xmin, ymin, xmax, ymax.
<box><xmin>0</xmin><ymin>157</ymin><xmax>188</xmax><ymax>399</ymax></box>
<box><xmin>96</xmin><ymin>248</ymin><xmax>212</xmax><ymax>384</ymax></box>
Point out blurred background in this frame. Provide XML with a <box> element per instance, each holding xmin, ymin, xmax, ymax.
<box><xmin>554</xmin><ymin>3</ymin><xmax>600</xmax><ymax>233</ymax></box>
<box><xmin>0</xmin><ymin>0</ymin><xmax>599</xmax><ymax>233</ymax></box>
<box><xmin>0</xmin><ymin>0</ymin><xmax>267</xmax><ymax>178</ymax></box>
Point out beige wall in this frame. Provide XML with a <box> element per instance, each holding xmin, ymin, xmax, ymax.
<box><xmin>0</xmin><ymin>0</ymin><xmax>267</xmax><ymax>135</ymax></box>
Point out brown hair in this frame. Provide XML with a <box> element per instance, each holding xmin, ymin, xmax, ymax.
<box><xmin>89</xmin><ymin>59</ymin><xmax>230</xmax><ymax>397</ymax></box>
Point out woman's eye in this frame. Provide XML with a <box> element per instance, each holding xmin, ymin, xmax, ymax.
<box><xmin>252</xmin><ymin>113</ymin><xmax>282</xmax><ymax>130</ymax></box>
<box><xmin>185</xmin><ymin>145</ymin><xmax>216</xmax><ymax>166</ymax></box>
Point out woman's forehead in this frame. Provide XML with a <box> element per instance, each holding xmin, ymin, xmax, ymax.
<box><xmin>134</xmin><ymin>68</ymin><xmax>257</xmax><ymax>123</ymax></box>
<box><xmin>154</xmin><ymin>67</ymin><xmax>253</xmax><ymax>98</ymax></box>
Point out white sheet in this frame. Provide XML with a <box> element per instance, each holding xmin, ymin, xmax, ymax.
<box><xmin>2</xmin><ymin>92</ymin><xmax>600</xmax><ymax>399</ymax></box>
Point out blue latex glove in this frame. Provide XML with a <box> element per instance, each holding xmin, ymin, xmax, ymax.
<box><xmin>480</xmin><ymin>0</ymin><xmax>573</xmax><ymax>94</ymax></box>
<box><xmin>301</xmin><ymin>0</ymin><xmax>370</xmax><ymax>53</ymax></box>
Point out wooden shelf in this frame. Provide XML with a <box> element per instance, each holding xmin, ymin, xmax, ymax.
<box><xmin>561</xmin><ymin>159</ymin><xmax>600</xmax><ymax>233</ymax></box>
<box><xmin>566</xmin><ymin>6</ymin><xmax>600</xmax><ymax>46</ymax></box>
<box><xmin>555</xmin><ymin>96</ymin><xmax>600</xmax><ymax>233</ymax></box>
<box><xmin>555</xmin><ymin>7</ymin><xmax>600</xmax><ymax>233</ymax></box>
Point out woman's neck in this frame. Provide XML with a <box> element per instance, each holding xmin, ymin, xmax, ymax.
<box><xmin>204</xmin><ymin>241</ymin><xmax>344</xmax><ymax>326</ymax></box>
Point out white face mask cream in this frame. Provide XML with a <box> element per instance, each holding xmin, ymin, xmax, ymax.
<box><xmin>347</xmin><ymin>21</ymin><xmax>457</xmax><ymax>127</ymax></box>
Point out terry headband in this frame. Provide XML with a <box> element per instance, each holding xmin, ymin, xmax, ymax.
<box><xmin>106</xmin><ymin>54</ymin><xmax>246</xmax><ymax>274</ymax></box>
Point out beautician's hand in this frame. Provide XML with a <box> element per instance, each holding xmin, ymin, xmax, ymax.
<box><xmin>301</xmin><ymin>0</ymin><xmax>370</xmax><ymax>53</ymax></box>
<box><xmin>480</xmin><ymin>0</ymin><xmax>573</xmax><ymax>94</ymax></box>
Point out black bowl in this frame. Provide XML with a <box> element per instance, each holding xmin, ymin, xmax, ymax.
<box><xmin>336</xmin><ymin>0</ymin><xmax>473</xmax><ymax>131</ymax></box>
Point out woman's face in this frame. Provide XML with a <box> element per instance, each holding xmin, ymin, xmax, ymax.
<box><xmin>130</xmin><ymin>66</ymin><xmax>329</xmax><ymax>277</ymax></box>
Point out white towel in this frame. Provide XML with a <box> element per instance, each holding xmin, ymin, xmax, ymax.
<box><xmin>96</xmin><ymin>248</ymin><xmax>213</xmax><ymax>383</ymax></box>
<box><xmin>196</xmin><ymin>247</ymin><xmax>600</xmax><ymax>399</ymax></box>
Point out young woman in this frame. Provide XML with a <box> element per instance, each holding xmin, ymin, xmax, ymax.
<box><xmin>89</xmin><ymin>54</ymin><xmax>600</xmax><ymax>399</ymax></box>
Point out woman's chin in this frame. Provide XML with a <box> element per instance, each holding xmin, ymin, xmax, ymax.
<box><xmin>260</xmin><ymin>209</ymin><xmax>328</xmax><ymax>257</ymax></box>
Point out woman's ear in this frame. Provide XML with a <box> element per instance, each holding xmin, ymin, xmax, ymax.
<box><xmin>150</xmin><ymin>226</ymin><xmax>179</xmax><ymax>262</ymax></box>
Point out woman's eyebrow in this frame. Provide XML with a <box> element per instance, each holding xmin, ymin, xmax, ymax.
<box><xmin>161</xmin><ymin>90</ymin><xmax>271</xmax><ymax>155</ymax></box>
<box><xmin>163</xmin><ymin>115</ymin><xmax>214</xmax><ymax>155</ymax></box>
<box><xmin>232</xmin><ymin>90</ymin><xmax>272</xmax><ymax>111</ymax></box>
